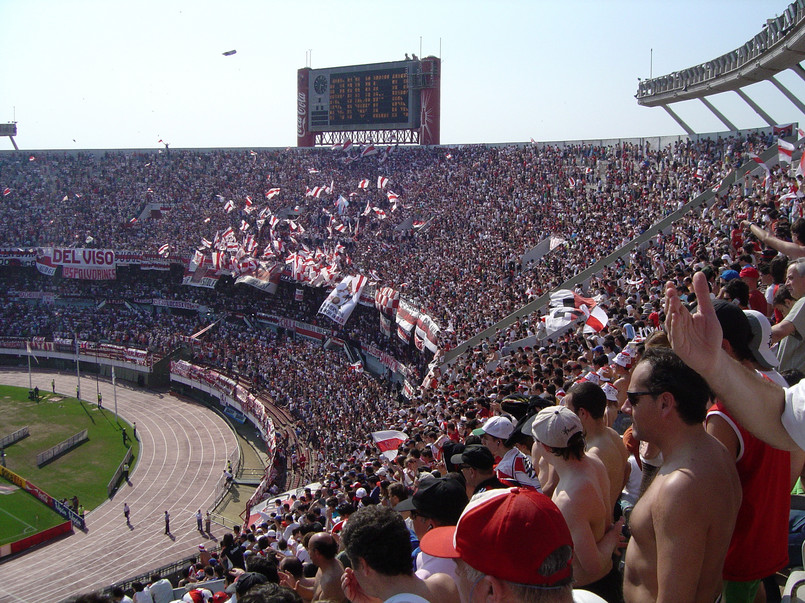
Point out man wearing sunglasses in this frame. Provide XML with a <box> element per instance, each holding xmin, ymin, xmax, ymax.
<box><xmin>621</xmin><ymin>347</ymin><xmax>741</xmax><ymax>603</ymax></box>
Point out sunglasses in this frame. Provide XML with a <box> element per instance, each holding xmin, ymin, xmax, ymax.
<box><xmin>626</xmin><ymin>391</ymin><xmax>659</xmax><ymax>406</ymax></box>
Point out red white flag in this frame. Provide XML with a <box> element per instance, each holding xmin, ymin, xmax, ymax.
<box><xmin>779</xmin><ymin>139</ymin><xmax>795</xmax><ymax>164</ymax></box>
<box><xmin>371</xmin><ymin>430</ymin><xmax>408</xmax><ymax>461</ymax></box>
<box><xmin>582</xmin><ymin>305</ymin><xmax>609</xmax><ymax>334</ymax></box>
<box><xmin>266</xmin><ymin>188</ymin><xmax>280</xmax><ymax>199</ymax></box>
<box><xmin>377</xmin><ymin>176</ymin><xmax>389</xmax><ymax>189</ymax></box>
<box><xmin>158</xmin><ymin>243</ymin><xmax>170</xmax><ymax>256</ymax></box>
<box><xmin>2</xmin><ymin>188</ymin><xmax>10</xmax><ymax>196</ymax></box>
<box><xmin>358</xmin><ymin>179</ymin><xmax>369</xmax><ymax>190</ymax></box>
<box><xmin>224</xmin><ymin>200</ymin><xmax>236</xmax><ymax>213</ymax></box>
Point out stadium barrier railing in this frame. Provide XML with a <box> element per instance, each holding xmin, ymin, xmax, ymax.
<box><xmin>107</xmin><ymin>447</ymin><xmax>134</xmax><ymax>498</ymax></box>
<box><xmin>36</xmin><ymin>429</ymin><xmax>88</xmax><ymax>467</ymax></box>
<box><xmin>0</xmin><ymin>426</ymin><xmax>29</xmax><ymax>449</ymax></box>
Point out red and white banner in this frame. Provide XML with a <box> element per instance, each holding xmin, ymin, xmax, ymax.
<box><xmin>39</xmin><ymin>247</ymin><xmax>116</xmax><ymax>280</ymax></box>
<box><xmin>35</xmin><ymin>252</ymin><xmax>57</xmax><ymax>276</ymax></box>
<box><xmin>415</xmin><ymin>313</ymin><xmax>441</xmax><ymax>353</ymax></box>
<box><xmin>379</xmin><ymin>313</ymin><xmax>392</xmax><ymax>338</ymax></box>
<box><xmin>395</xmin><ymin>298</ymin><xmax>420</xmax><ymax>340</ymax></box>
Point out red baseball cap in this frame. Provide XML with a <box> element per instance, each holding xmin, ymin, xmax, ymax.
<box><xmin>419</xmin><ymin>487</ymin><xmax>573</xmax><ymax>586</ymax></box>
<box><xmin>739</xmin><ymin>266</ymin><xmax>760</xmax><ymax>279</ymax></box>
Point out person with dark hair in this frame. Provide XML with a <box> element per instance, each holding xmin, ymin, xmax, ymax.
<box><xmin>110</xmin><ymin>587</ymin><xmax>133</xmax><ymax>603</ymax></box>
<box><xmin>531</xmin><ymin>406</ymin><xmax>624</xmax><ymax>601</ymax></box>
<box><xmin>564</xmin><ymin>382</ymin><xmax>629</xmax><ymax>518</ymax></box>
<box><xmin>476</xmin><ymin>415</ymin><xmax>541</xmax><ymax>491</ymax></box>
<box><xmin>239</xmin><ymin>583</ymin><xmax>302</xmax><ymax>603</ymax></box>
<box><xmin>621</xmin><ymin>346</ymin><xmax>741</xmax><ymax>603</ymax></box>
<box><xmin>340</xmin><ymin>505</ymin><xmax>457</xmax><ymax>603</ymax></box>
<box><xmin>719</xmin><ymin>278</ymin><xmax>749</xmax><ymax>308</ymax></box>
<box><xmin>246</xmin><ymin>555</ymin><xmax>280</xmax><ymax>584</ymax></box>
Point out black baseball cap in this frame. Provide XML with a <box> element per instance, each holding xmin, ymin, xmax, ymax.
<box><xmin>394</xmin><ymin>477</ymin><xmax>468</xmax><ymax>525</ymax></box>
<box><xmin>451</xmin><ymin>445</ymin><xmax>495</xmax><ymax>470</ymax></box>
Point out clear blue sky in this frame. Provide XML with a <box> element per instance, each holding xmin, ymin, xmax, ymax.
<box><xmin>1</xmin><ymin>0</ymin><xmax>802</xmax><ymax>150</ymax></box>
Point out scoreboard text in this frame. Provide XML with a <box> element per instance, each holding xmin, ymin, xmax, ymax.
<box><xmin>308</xmin><ymin>61</ymin><xmax>420</xmax><ymax>132</ymax></box>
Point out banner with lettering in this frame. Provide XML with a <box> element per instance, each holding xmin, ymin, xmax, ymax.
<box><xmin>39</xmin><ymin>247</ymin><xmax>116</xmax><ymax>280</ymax></box>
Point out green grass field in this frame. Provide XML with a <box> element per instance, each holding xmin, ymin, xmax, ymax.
<box><xmin>0</xmin><ymin>476</ymin><xmax>65</xmax><ymax>546</ymax></box>
<box><xmin>0</xmin><ymin>385</ymin><xmax>139</xmax><ymax>532</ymax></box>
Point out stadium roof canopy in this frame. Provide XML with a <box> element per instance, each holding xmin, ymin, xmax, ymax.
<box><xmin>636</xmin><ymin>0</ymin><xmax>805</xmax><ymax>134</ymax></box>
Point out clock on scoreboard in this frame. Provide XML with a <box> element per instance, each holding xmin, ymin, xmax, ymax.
<box><xmin>307</xmin><ymin>60</ymin><xmax>421</xmax><ymax>132</ymax></box>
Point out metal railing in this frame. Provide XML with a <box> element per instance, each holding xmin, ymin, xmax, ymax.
<box><xmin>36</xmin><ymin>429</ymin><xmax>88</xmax><ymax>466</ymax></box>
<box><xmin>107</xmin><ymin>447</ymin><xmax>133</xmax><ymax>497</ymax></box>
<box><xmin>637</xmin><ymin>0</ymin><xmax>805</xmax><ymax>100</ymax></box>
<box><xmin>0</xmin><ymin>426</ymin><xmax>28</xmax><ymax>449</ymax></box>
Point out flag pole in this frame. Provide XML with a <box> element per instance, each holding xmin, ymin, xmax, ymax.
<box><xmin>112</xmin><ymin>366</ymin><xmax>118</xmax><ymax>423</ymax></box>
<box><xmin>75</xmin><ymin>332</ymin><xmax>80</xmax><ymax>400</ymax></box>
<box><xmin>27</xmin><ymin>341</ymin><xmax>32</xmax><ymax>391</ymax></box>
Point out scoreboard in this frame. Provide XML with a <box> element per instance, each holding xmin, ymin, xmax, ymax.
<box><xmin>306</xmin><ymin>61</ymin><xmax>421</xmax><ymax>132</ymax></box>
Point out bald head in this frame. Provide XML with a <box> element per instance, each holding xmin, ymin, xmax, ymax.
<box><xmin>309</xmin><ymin>532</ymin><xmax>338</xmax><ymax>559</ymax></box>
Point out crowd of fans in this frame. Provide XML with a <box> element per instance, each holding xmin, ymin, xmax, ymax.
<box><xmin>0</xmin><ymin>132</ymin><xmax>771</xmax><ymax>346</ymax></box>
<box><xmin>10</xmin><ymin>129</ymin><xmax>805</xmax><ymax>602</ymax></box>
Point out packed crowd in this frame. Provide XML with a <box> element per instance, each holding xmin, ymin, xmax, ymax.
<box><xmin>13</xmin><ymin>129</ymin><xmax>805</xmax><ymax>602</ymax></box>
<box><xmin>0</xmin><ymin>132</ymin><xmax>771</xmax><ymax>346</ymax></box>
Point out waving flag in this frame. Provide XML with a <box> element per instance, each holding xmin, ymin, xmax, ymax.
<box><xmin>358</xmin><ymin>179</ymin><xmax>369</xmax><ymax>190</ymax></box>
<box><xmin>371</xmin><ymin>430</ymin><xmax>408</xmax><ymax>461</ymax></box>
<box><xmin>779</xmin><ymin>139</ymin><xmax>795</xmax><ymax>164</ymax></box>
<box><xmin>549</xmin><ymin>289</ymin><xmax>596</xmax><ymax>311</ymax></box>
<box><xmin>266</xmin><ymin>187</ymin><xmax>281</xmax><ymax>199</ymax></box>
<box><xmin>224</xmin><ymin>200</ymin><xmax>236</xmax><ymax>213</ymax></box>
<box><xmin>582</xmin><ymin>305</ymin><xmax>609</xmax><ymax>334</ymax></box>
<box><xmin>2</xmin><ymin>188</ymin><xmax>10</xmax><ymax>196</ymax></box>
<box><xmin>158</xmin><ymin>244</ymin><xmax>170</xmax><ymax>256</ymax></box>
<box><xmin>377</xmin><ymin>176</ymin><xmax>389</xmax><ymax>189</ymax></box>
<box><xmin>387</xmin><ymin>191</ymin><xmax>399</xmax><ymax>203</ymax></box>
<box><xmin>543</xmin><ymin>306</ymin><xmax>583</xmax><ymax>336</ymax></box>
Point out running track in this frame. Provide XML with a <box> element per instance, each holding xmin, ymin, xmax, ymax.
<box><xmin>0</xmin><ymin>369</ymin><xmax>238</xmax><ymax>603</ymax></box>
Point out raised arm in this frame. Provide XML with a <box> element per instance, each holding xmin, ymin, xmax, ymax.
<box><xmin>742</xmin><ymin>221</ymin><xmax>805</xmax><ymax>259</ymax></box>
<box><xmin>665</xmin><ymin>272</ymin><xmax>797</xmax><ymax>450</ymax></box>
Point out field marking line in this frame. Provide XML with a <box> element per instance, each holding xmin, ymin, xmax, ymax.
<box><xmin>0</xmin><ymin>504</ymin><xmax>37</xmax><ymax>534</ymax></box>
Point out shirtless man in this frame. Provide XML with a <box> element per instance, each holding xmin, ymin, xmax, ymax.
<box><xmin>622</xmin><ymin>347</ymin><xmax>741</xmax><ymax>603</ymax></box>
<box><xmin>531</xmin><ymin>406</ymin><xmax>624</xmax><ymax>602</ymax></box>
<box><xmin>307</xmin><ymin>533</ymin><xmax>347</xmax><ymax>602</ymax></box>
<box><xmin>564</xmin><ymin>382</ymin><xmax>630</xmax><ymax>518</ymax></box>
<box><xmin>340</xmin><ymin>505</ymin><xmax>459</xmax><ymax>603</ymax></box>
